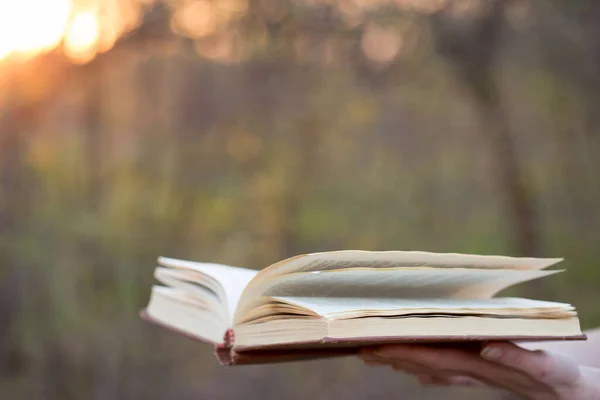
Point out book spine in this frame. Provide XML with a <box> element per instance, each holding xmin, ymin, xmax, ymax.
<box><xmin>215</xmin><ymin>328</ymin><xmax>234</xmax><ymax>349</ymax></box>
<box><xmin>213</xmin><ymin>328</ymin><xmax>235</xmax><ymax>366</ymax></box>
<box><xmin>214</xmin><ymin>346</ymin><xmax>234</xmax><ymax>366</ymax></box>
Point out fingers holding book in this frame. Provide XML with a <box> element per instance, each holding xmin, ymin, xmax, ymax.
<box><xmin>359</xmin><ymin>343</ymin><xmax>600</xmax><ymax>400</ymax></box>
<box><xmin>363</xmin><ymin>353</ymin><xmax>482</xmax><ymax>387</ymax></box>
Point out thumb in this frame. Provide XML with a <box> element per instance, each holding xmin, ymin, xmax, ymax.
<box><xmin>480</xmin><ymin>342</ymin><xmax>581</xmax><ymax>385</ymax></box>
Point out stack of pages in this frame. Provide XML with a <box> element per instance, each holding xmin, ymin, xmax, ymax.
<box><xmin>141</xmin><ymin>250</ymin><xmax>584</xmax><ymax>365</ymax></box>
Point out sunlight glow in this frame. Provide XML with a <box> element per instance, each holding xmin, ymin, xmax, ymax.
<box><xmin>0</xmin><ymin>0</ymin><xmax>145</xmax><ymax>64</ymax></box>
<box><xmin>0</xmin><ymin>0</ymin><xmax>72</xmax><ymax>60</ymax></box>
<box><xmin>172</xmin><ymin>0</ymin><xmax>217</xmax><ymax>39</ymax></box>
<box><xmin>64</xmin><ymin>11</ymin><xmax>100</xmax><ymax>64</ymax></box>
<box><xmin>361</xmin><ymin>23</ymin><xmax>403</xmax><ymax>66</ymax></box>
<box><xmin>0</xmin><ymin>0</ymin><xmax>445</xmax><ymax>66</ymax></box>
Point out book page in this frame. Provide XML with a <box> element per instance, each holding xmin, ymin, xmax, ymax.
<box><xmin>158</xmin><ymin>257</ymin><xmax>258</xmax><ymax>319</ymax></box>
<box><xmin>233</xmin><ymin>268</ymin><xmax>561</xmax><ymax>323</ymax></box>
<box><xmin>271</xmin><ymin>296</ymin><xmax>576</xmax><ymax>320</ymax></box>
<box><xmin>154</xmin><ymin>267</ymin><xmax>223</xmax><ymax>307</ymax></box>
<box><xmin>147</xmin><ymin>286</ymin><xmax>230</xmax><ymax>343</ymax></box>
<box><xmin>254</xmin><ymin>251</ymin><xmax>563</xmax><ymax>282</ymax></box>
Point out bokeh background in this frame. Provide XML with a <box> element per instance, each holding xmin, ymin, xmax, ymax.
<box><xmin>0</xmin><ymin>0</ymin><xmax>599</xmax><ymax>399</ymax></box>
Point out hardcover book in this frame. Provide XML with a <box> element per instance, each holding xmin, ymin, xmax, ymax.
<box><xmin>141</xmin><ymin>250</ymin><xmax>585</xmax><ymax>365</ymax></box>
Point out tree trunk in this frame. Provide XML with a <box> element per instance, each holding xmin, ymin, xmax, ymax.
<box><xmin>430</xmin><ymin>0</ymin><xmax>540</xmax><ymax>256</ymax></box>
<box><xmin>482</xmin><ymin>105</ymin><xmax>539</xmax><ymax>256</ymax></box>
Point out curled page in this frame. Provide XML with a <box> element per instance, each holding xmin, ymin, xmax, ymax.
<box><xmin>234</xmin><ymin>268</ymin><xmax>561</xmax><ymax>323</ymax></box>
<box><xmin>257</xmin><ymin>251</ymin><xmax>563</xmax><ymax>281</ymax></box>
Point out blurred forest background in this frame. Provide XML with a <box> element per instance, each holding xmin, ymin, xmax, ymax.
<box><xmin>1</xmin><ymin>0</ymin><xmax>599</xmax><ymax>398</ymax></box>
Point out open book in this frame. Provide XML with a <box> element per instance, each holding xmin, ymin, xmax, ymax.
<box><xmin>141</xmin><ymin>250</ymin><xmax>585</xmax><ymax>365</ymax></box>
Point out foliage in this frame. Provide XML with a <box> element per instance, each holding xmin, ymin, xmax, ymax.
<box><xmin>1</xmin><ymin>1</ymin><xmax>599</xmax><ymax>399</ymax></box>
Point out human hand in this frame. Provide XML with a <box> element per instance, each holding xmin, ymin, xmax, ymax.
<box><xmin>359</xmin><ymin>342</ymin><xmax>600</xmax><ymax>400</ymax></box>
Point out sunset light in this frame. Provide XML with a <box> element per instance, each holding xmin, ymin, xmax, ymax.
<box><xmin>0</xmin><ymin>0</ymin><xmax>71</xmax><ymax>60</ymax></box>
<box><xmin>64</xmin><ymin>11</ymin><xmax>100</xmax><ymax>64</ymax></box>
<box><xmin>0</xmin><ymin>0</ymin><xmax>127</xmax><ymax>64</ymax></box>
<box><xmin>0</xmin><ymin>0</ymin><xmax>445</xmax><ymax>66</ymax></box>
